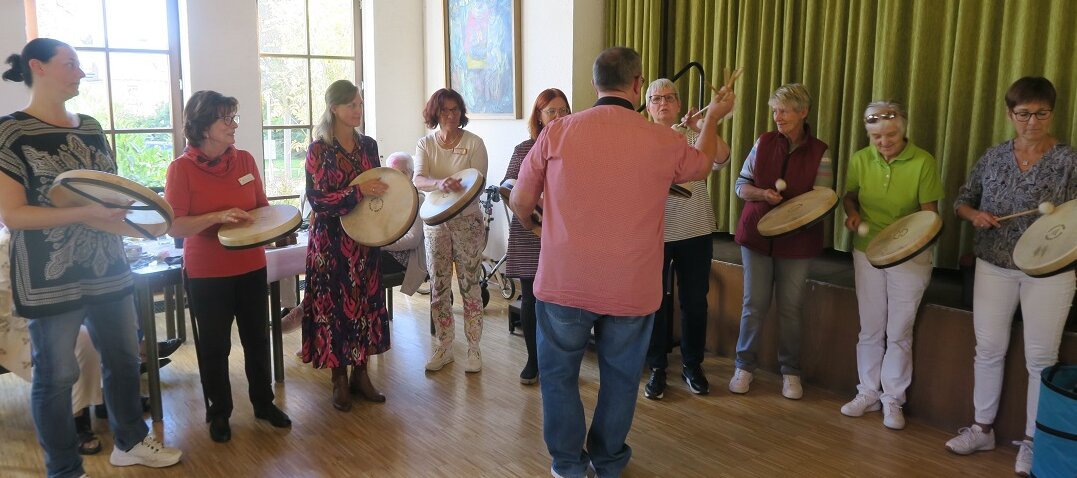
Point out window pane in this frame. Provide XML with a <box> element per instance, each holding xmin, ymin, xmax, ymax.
<box><xmin>110</xmin><ymin>53</ymin><xmax>172</xmax><ymax>130</ymax></box>
<box><xmin>262</xmin><ymin>128</ymin><xmax>310</xmax><ymax>206</ymax></box>
<box><xmin>261</xmin><ymin>57</ymin><xmax>311</xmax><ymax>126</ymax></box>
<box><xmin>258</xmin><ymin>0</ymin><xmax>308</xmax><ymax>55</ymax></box>
<box><xmin>308</xmin><ymin>0</ymin><xmax>354</xmax><ymax>56</ymax></box>
<box><xmin>310</xmin><ymin>59</ymin><xmax>355</xmax><ymax>117</ymax></box>
<box><xmin>67</xmin><ymin>51</ymin><xmax>111</xmax><ymax>129</ymax></box>
<box><xmin>113</xmin><ymin>132</ymin><xmax>173</xmax><ymax>188</ymax></box>
<box><xmin>104</xmin><ymin>0</ymin><xmax>169</xmax><ymax>50</ymax></box>
<box><xmin>36</xmin><ymin>0</ymin><xmax>106</xmax><ymax>48</ymax></box>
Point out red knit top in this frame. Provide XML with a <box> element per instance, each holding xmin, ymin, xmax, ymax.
<box><xmin>164</xmin><ymin>146</ymin><xmax>269</xmax><ymax>278</ymax></box>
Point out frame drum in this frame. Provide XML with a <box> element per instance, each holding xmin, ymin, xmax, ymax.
<box><xmin>865</xmin><ymin>211</ymin><xmax>943</xmax><ymax>268</ymax></box>
<box><xmin>218</xmin><ymin>205</ymin><xmax>301</xmax><ymax>250</ymax></box>
<box><xmin>1013</xmin><ymin>198</ymin><xmax>1077</xmax><ymax>277</ymax></box>
<box><xmin>419</xmin><ymin>168</ymin><xmax>485</xmax><ymax>226</ymax></box>
<box><xmin>499</xmin><ymin>178</ymin><xmax>543</xmax><ymax>237</ymax></box>
<box><xmin>340</xmin><ymin>167</ymin><xmax>419</xmax><ymax>247</ymax></box>
<box><xmin>669</xmin><ymin>184</ymin><xmax>692</xmax><ymax>198</ymax></box>
<box><xmin>757</xmin><ymin>187</ymin><xmax>839</xmax><ymax>238</ymax></box>
<box><xmin>48</xmin><ymin>169</ymin><xmax>175</xmax><ymax>239</ymax></box>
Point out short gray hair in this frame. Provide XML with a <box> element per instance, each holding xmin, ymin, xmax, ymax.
<box><xmin>768</xmin><ymin>83</ymin><xmax>812</xmax><ymax>113</ymax></box>
<box><xmin>593</xmin><ymin>47</ymin><xmax>642</xmax><ymax>91</ymax></box>
<box><xmin>863</xmin><ymin>100</ymin><xmax>908</xmax><ymax>135</ymax></box>
<box><xmin>645</xmin><ymin>78</ymin><xmax>676</xmax><ymax>103</ymax></box>
<box><xmin>386</xmin><ymin>151</ymin><xmax>414</xmax><ymax>176</ymax></box>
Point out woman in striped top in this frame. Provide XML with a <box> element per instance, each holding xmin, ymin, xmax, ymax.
<box><xmin>503</xmin><ymin>88</ymin><xmax>570</xmax><ymax>384</ymax></box>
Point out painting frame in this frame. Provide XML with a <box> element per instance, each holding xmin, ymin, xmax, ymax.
<box><xmin>443</xmin><ymin>0</ymin><xmax>522</xmax><ymax>119</ymax></box>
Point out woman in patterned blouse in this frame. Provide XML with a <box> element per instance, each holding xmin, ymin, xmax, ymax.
<box><xmin>503</xmin><ymin>88</ymin><xmax>570</xmax><ymax>384</ymax></box>
<box><xmin>945</xmin><ymin>76</ymin><xmax>1076</xmax><ymax>476</ymax></box>
<box><xmin>301</xmin><ymin>79</ymin><xmax>391</xmax><ymax>412</ymax></box>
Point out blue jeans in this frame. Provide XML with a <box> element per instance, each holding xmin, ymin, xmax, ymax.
<box><xmin>28</xmin><ymin>294</ymin><xmax>148</xmax><ymax>478</ymax></box>
<box><xmin>735</xmin><ymin>247</ymin><xmax>811</xmax><ymax>376</ymax></box>
<box><xmin>537</xmin><ymin>300</ymin><xmax>653</xmax><ymax>478</ymax></box>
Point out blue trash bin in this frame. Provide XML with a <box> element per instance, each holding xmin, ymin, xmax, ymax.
<box><xmin>1031</xmin><ymin>363</ymin><xmax>1077</xmax><ymax>478</ymax></box>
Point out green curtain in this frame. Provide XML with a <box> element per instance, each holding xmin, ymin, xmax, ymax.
<box><xmin>608</xmin><ymin>0</ymin><xmax>1077</xmax><ymax>269</ymax></box>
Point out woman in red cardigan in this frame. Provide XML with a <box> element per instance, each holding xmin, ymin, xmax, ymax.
<box><xmin>164</xmin><ymin>90</ymin><xmax>291</xmax><ymax>443</ymax></box>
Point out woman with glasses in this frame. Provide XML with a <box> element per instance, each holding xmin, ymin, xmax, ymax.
<box><xmin>502</xmin><ymin>88</ymin><xmax>570</xmax><ymax>384</ymax></box>
<box><xmin>642</xmin><ymin>78</ymin><xmax>731</xmax><ymax>400</ymax></box>
<box><xmin>945</xmin><ymin>76</ymin><xmax>1076</xmax><ymax>476</ymax></box>
<box><xmin>839</xmin><ymin>101</ymin><xmax>944</xmax><ymax>430</ymax></box>
<box><xmin>165</xmin><ymin>90</ymin><xmax>291</xmax><ymax>442</ymax></box>
<box><xmin>729</xmin><ymin>83</ymin><xmax>832</xmax><ymax>400</ymax></box>
<box><xmin>414</xmin><ymin>88</ymin><xmax>489</xmax><ymax>373</ymax></box>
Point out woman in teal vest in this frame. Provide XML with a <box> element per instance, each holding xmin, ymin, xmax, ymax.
<box><xmin>729</xmin><ymin>83</ymin><xmax>832</xmax><ymax>400</ymax></box>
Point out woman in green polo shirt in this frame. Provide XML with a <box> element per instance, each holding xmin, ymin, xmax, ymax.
<box><xmin>839</xmin><ymin>101</ymin><xmax>944</xmax><ymax>430</ymax></box>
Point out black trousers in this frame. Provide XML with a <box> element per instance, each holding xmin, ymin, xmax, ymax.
<box><xmin>646</xmin><ymin>234</ymin><xmax>712</xmax><ymax>370</ymax></box>
<box><xmin>187</xmin><ymin>267</ymin><xmax>273</xmax><ymax>420</ymax></box>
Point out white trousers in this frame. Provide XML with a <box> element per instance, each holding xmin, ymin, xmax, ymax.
<box><xmin>852</xmin><ymin>250</ymin><xmax>933</xmax><ymax>405</ymax></box>
<box><xmin>972</xmin><ymin>259</ymin><xmax>1075</xmax><ymax>437</ymax></box>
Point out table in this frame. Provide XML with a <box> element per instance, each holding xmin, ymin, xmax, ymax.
<box><xmin>264</xmin><ymin>240</ymin><xmax>307</xmax><ymax>383</ymax></box>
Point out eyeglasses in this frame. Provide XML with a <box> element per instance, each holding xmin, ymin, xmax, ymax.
<box><xmin>440</xmin><ymin>107</ymin><xmax>460</xmax><ymax>116</ymax></box>
<box><xmin>218</xmin><ymin>114</ymin><xmax>240</xmax><ymax>125</ymax></box>
<box><xmin>649</xmin><ymin>94</ymin><xmax>678</xmax><ymax>105</ymax></box>
<box><xmin>1011</xmin><ymin>109</ymin><xmax>1052</xmax><ymax>122</ymax></box>
<box><xmin>864</xmin><ymin>111</ymin><xmax>897</xmax><ymax>124</ymax></box>
<box><xmin>542</xmin><ymin>107</ymin><xmax>569</xmax><ymax>116</ymax></box>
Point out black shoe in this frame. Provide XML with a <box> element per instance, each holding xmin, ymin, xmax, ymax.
<box><xmin>209</xmin><ymin>416</ymin><xmax>231</xmax><ymax>443</ymax></box>
<box><xmin>682</xmin><ymin>364</ymin><xmax>710</xmax><ymax>395</ymax></box>
<box><xmin>157</xmin><ymin>338</ymin><xmax>183</xmax><ymax>358</ymax></box>
<box><xmin>254</xmin><ymin>404</ymin><xmax>292</xmax><ymax>428</ymax></box>
<box><xmin>519</xmin><ymin>361</ymin><xmax>538</xmax><ymax>385</ymax></box>
<box><xmin>644</xmin><ymin>369</ymin><xmax>666</xmax><ymax>400</ymax></box>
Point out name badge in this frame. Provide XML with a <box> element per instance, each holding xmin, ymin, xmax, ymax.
<box><xmin>238</xmin><ymin>173</ymin><xmax>254</xmax><ymax>186</ymax></box>
<box><xmin>453</xmin><ymin>147</ymin><xmax>468</xmax><ymax>155</ymax></box>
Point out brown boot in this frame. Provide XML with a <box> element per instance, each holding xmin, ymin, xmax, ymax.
<box><xmin>331</xmin><ymin>367</ymin><xmax>351</xmax><ymax>411</ymax></box>
<box><xmin>350</xmin><ymin>364</ymin><xmax>386</xmax><ymax>403</ymax></box>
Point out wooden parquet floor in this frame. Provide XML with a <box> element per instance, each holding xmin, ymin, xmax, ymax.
<box><xmin>0</xmin><ymin>288</ymin><xmax>1015</xmax><ymax>477</ymax></box>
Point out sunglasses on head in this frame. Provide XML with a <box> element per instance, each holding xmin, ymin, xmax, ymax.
<box><xmin>864</xmin><ymin>111</ymin><xmax>898</xmax><ymax>124</ymax></box>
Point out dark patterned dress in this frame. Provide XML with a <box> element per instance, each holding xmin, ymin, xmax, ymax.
<box><xmin>300</xmin><ymin>134</ymin><xmax>389</xmax><ymax>368</ymax></box>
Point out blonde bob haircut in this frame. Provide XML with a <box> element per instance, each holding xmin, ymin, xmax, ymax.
<box><xmin>768</xmin><ymin>83</ymin><xmax>812</xmax><ymax>113</ymax></box>
<box><xmin>314</xmin><ymin>79</ymin><xmax>361</xmax><ymax>144</ymax></box>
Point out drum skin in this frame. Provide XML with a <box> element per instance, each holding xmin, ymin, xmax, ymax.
<box><xmin>218</xmin><ymin>205</ymin><xmax>301</xmax><ymax>250</ymax></box>
<box><xmin>756</xmin><ymin>187</ymin><xmax>838</xmax><ymax>238</ymax></box>
<box><xmin>866</xmin><ymin>210</ymin><xmax>943</xmax><ymax>269</ymax></box>
<box><xmin>1013</xmin><ymin>198</ymin><xmax>1077</xmax><ymax>277</ymax></box>
<box><xmin>48</xmin><ymin>169</ymin><xmax>174</xmax><ymax>239</ymax></box>
<box><xmin>341</xmin><ymin>167</ymin><xmax>418</xmax><ymax>247</ymax></box>
<box><xmin>419</xmin><ymin>168</ymin><xmax>484</xmax><ymax>226</ymax></box>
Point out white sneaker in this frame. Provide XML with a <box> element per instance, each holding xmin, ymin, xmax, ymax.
<box><xmin>882</xmin><ymin>401</ymin><xmax>905</xmax><ymax>430</ymax></box>
<box><xmin>465</xmin><ymin>347</ymin><xmax>482</xmax><ymax>373</ymax></box>
<box><xmin>109</xmin><ymin>435</ymin><xmax>181</xmax><ymax>468</ymax></box>
<box><xmin>425</xmin><ymin>346</ymin><xmax>453</xmax><ymax>371</ymax></box>
<box><xmin>945</xmin><ymin>424</ymin><xmax>996</xmax><ymax>455</ymax></box>
<box><xmin>728</xmin><ymin>369</ymin><xmax>753</xmax><ymax>394</ymax></box>
<box><xmin>782</xmin><ymin>375</ymin><xmax>803</xmax><ymax>400</ymax></box>
<box><xmin>840</xmin><ymin>394</ymin><xmax>881</xmax><ymax>417</ymax></box>
<box><xmin>1014</xmin><ymin>440</ymin><xmax>1032</xmax><ymax>477</ymax></box>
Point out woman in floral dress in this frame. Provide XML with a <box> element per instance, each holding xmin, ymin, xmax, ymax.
<box><xmin>301</xmin><ymin>79</ymin><xmax>390</xmax><ymax>412</ymax></box>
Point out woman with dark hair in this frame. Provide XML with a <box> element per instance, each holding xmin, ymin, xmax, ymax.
<box><xmin>1</xmin><ymin>37</ymin><xmax>181</xmax><ymax>476</ymax></box>
<box><xmin>302</xmin><ymin>79</ymin><xmax>390</xmax><ymax>412</ymax></box>
<box><xmin>945</xmin><ymin>76</ymin><xmax>1076</xmax><ymax>476</ymax></box>
<box><xmin>165</xmin><ymin>90</ymin><xmax>291</xmax><ymax>443</ymax></box>
<box><xmin>414</xmin><ymin>88</ymin><xmax>489</xmax><ymax>373</ymax></box>
<box><xmin>502</xmin><ymin>88</ymin><xmax>569</xmax><ymax>384</ymax></box>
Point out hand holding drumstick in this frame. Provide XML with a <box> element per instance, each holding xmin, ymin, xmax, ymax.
<box><xmin>678</xmin><ymin>67</ymin><xmax>742</xmax><ymax>129</ymax></box>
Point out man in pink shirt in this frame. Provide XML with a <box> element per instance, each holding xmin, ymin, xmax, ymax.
<box><xmin>511</xmin><ymin>47</ymin><xmax>735</xmax><ymax>478</ymax></box>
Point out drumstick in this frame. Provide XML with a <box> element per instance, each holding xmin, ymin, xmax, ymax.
<box><xmin>996</xmin><ymin>201</ymin><xmax>1055</xmax><ymax>221</ymax></box>
<box><xmin>857</xmin><ymin>223</ymin><xmax>870</xmax><ymax>237</ymax></box>
<box><xmin>675</xmin><ymin>67</ymin><xmax>743</xmax><ymax>129</ymax></box>
<box><xmin>775</xmin><ymin>178</ymin><xmax>787</xmax><ymax>192</ymax></box>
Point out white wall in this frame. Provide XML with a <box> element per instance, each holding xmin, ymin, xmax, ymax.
<box><xmin>0</xmin><ymin>0</ymin><xmax>30</xmax><ymax>113</ymax></box>
<box><xmin>362</xmin><ymin>0</ymin><xmax>426</xmax><ymax>158</ymax></box>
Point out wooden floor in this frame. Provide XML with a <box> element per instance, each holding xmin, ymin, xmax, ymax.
<box><xmin>0</xmin><ymin>289</ymin><xmax>1017</xmax><ymax>477</ymax></box>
